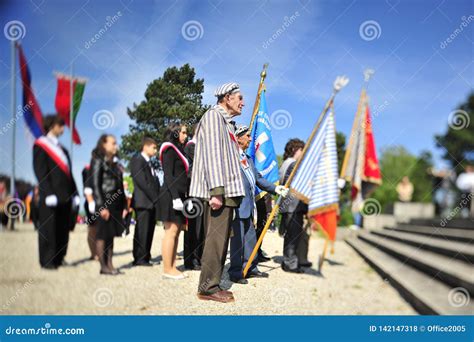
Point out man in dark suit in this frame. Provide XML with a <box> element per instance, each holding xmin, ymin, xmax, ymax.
<box><xmin>33</xmin><ymin>115</ymin><xmax>80</xmax><ymax>269</ymax></box>
<box><xmin>131</xmin><ymin>137</ymin><xmax>160</xmax><ymax>266</ymax></box>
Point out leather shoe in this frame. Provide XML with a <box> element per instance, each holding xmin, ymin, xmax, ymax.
<box><xmin>282</xmin><ymin>265</ymin><xmax>304</xmax><ymax>273</ymax></box>
<box><xmin>299</xmin><ymin>261</ymin><xmax>313</xmax><ymax>268</ymax></box>
<box><xmin>229</xmin><ymin>277</ymin><xmax>248</xmax><ymax>284</ymax></box>
<box><xmin>134</xmin><ymin>261</ymin><xmax>153</xmax><ymax>267</ymax></box>
<box><xmin>197</xmin><ymin>290</ymin><xmax>235</xmax><ymax>303</ymax></box>
<box><xmin>247</xmin><ymin>270</ymin><xmax>269</xmax><ymax>278</ymax></box>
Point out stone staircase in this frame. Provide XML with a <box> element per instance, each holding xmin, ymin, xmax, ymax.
<box><xmin>346</xmin><ymin>218</ymin><xmax>474</xmax><ymax>315</ymax></box>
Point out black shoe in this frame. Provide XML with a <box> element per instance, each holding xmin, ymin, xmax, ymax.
<box><xmin>258</xmin><ymin>255</ymin><xmax>271</xmax><ymax>262</ymax></box>
<box><xmin>299</xmin><ymin>261</ymin><xmax>313</xmax><ymax>268</ymax></box>
<box><xmin>282</xmin><ymin>265</ymin><xmax>304</xmax><ymax>273</ymax></box>
<box><xmin>229</xmin><ymin>277</ymin><xmax>248</xmax><ymax>284</ymax></box>
<box><xmin>134</xmin><ymin>261</ymin><xmax>153</xmax><ymax>267</ymax></box>
<box><xmin>41</xmin><ymin>264</ymin><xmax>58</xmax><ymax>270</ymax></box>
<box><xmin>247</xmin><ymin>270</ymin><xmax>269</xmax><ymax>278</ymax></box>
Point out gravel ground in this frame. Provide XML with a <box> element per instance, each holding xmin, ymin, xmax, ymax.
<box><xmin>0</xmin><ymin>223</ymin><xmax>415</xmax><ymax>315</ymax></box>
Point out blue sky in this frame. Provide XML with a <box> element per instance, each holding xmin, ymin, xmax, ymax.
<box><xmin>0</xmin><ymin>0</ymin><xmax>472</xmax><ymax>188</ymax></box>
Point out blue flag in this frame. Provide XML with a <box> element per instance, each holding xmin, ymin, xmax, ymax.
<box><xmin>247</xmin><ymin>90</ymin><xmax>279</xmax><ymax>199</ymax></box>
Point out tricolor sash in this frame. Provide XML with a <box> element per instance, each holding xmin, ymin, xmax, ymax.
<box><xmin>34</xmin><ymin>136</ymin><xmax>71</xmax><ymax>177</ymax></box>
<box><xmin>159</xmin><ymin>142</ymin><xmax>190</xmax><ymax>175</ymax></box>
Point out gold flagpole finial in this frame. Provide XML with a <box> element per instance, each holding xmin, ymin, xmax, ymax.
<box><xmin>260</xmin><ymin>63</ymin><xmax>269</xmax><ymax>80</ymax></box>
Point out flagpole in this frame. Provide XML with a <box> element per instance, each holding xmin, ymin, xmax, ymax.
<box><xmin>248</xmin><ymin>63</ymin><xmax>268</xmax><ymax>132</ymax></box>
<box><xmin>70</xmin><ymin>63</ymin><xmax>74</xmax><ymax>159</ymax></box>
<box><xmin>9</xmin><ymin>40</ymin><xmax>17</xmax><ymax>231</ymax></box>
<box><xmin>243</xmin><ymin>76</ymin><xmax>349</xmax><ymax>277</ymax></box>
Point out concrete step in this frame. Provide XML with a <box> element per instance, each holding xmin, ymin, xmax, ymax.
<box><xmin>346</xmin><ymin>237</ymin><xmax>474</xmax><ymax>315</ymax></box>
<box><xmin>372</xmin><ymin>230</ymin><xmax>474</xmax><ymax>263</ymax></box>
<box><xmin>409</xmin><ymin>218</ymin><xmax>474</xmax><ymax>230</ymax></box>
<box><xmin>357</xmin><ymin>231</ymin><xmax>474</xmax><ymax>295</ymax></box>
<box><xmin>385</xmin><ymin>224</ymin><xmax>474</xmax><ymax>244</ymax></box>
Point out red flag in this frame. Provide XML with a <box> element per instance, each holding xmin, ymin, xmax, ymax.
<box><xmin>55</xmin><ymin>77</ymin><xmax>82</xmax><ymax>144</ymax></box>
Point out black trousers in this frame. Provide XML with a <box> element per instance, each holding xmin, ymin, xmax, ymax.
<box><xmin>133</xmin><ymin>208</ymin><xmax>156</xmax><ymax>264</ymax></box>
<box><xmin>38</xmin><ymin>202</ymin><xmax>72</xmax><ymax>268</ymax></box>
<box><xmin>198</xmin><ymin>203</ymin><xmax>233</xmax><ymax>295</ymax></box>
<box><xmin>183</xmin><ymin>199</ymin><xmax>205</xmax><ymax>268</ymax></box>
<box><xmin>281</xmin><ymin>211</ymin><xmax>304</xmax><ymax>270</ymax></box>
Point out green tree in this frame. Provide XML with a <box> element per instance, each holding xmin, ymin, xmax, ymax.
<box><xmin>435</xmin><ymin>92</ymin><xmax>474</xmax><ymax>173</ymax></box>
<box><xmin>120</xmin><ymin>64</ymin><xmax>209</xmax><ymax>160</ymax></box>
<box><xmin>372</xmin><ymin>146</ymin><xmax>434</xmax><ymax>212</ymax></box>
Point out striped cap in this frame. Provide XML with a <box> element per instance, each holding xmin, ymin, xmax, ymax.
<box><xmin>214</xmin><ymin>82</ymin><xmax>240</xmax><ymax>97</ymax></box>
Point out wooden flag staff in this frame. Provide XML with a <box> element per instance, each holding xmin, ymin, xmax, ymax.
<box><xmin>243</xmin><ymin>76</ymin><xmax>350</xmax><ymax>278</ymax></box>
<box><xmin>248</xmin><ymin>63</ymin><xmax>268</xmax><ymax>132</ymax></box>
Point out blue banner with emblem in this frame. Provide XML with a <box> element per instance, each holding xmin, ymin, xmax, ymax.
<box><xmin>247</xmin><ymin>90</ymin><xmax>279</xmax><ymax>199</ymax></box>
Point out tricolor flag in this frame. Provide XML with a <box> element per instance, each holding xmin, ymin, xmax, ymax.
<box><xmin>18</xmin><ymin>44</ymin><xmax>44</xmax><ymax>138</ymax></box>
<box><xmin>54</xmin><ymin>75</ymin><xmax>86</xmax><ymax>145</ymax></box>
<box><xmin>340</xmin><ymin>89</ymin><xmax>382</xmax><ymax>209</ymax></box>
<box><xmin>290</xmin><ymin>106</ymin><xmax>339</xmax><ymax>241</ymax></box>
<box><xmin>247</xmin><ymin>90</ymin><xmax>279</xmax><ymax>199</ymax></box>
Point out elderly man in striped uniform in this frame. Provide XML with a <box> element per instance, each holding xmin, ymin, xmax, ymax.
<box><xmin>189</xmin><ymin>82</ymin><xmax>245</xmax><ymax>303</ymax></box>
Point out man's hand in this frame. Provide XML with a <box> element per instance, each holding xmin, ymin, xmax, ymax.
<box><xmin>209</xmin><ymin>195</ymin><xmax>223</xmax><ymax>210</ymax></box>
<box><xmin>100</xmin><ymin>208</ymin><xmax>110</xmax><ymax>221</ymax></box>
<box><xmin>172</xmin><ymin>198</ymin><xmax>184</xmax><ymax>211</ymax></box>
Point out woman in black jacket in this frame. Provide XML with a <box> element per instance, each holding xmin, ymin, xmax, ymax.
<box><xmin>159</xmin><ymin>123</ymin><xmax>189</xmax><ymax>279</ymax></box>
<box><xmin>90</xmin><ymin>134</ymin><xmax>128</xmax><ymax>275</ymax></box>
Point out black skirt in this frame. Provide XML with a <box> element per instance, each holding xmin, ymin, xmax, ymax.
<box><xmin>96</xmin><ymin>207</ymin><xmax>124</xmax><ymax>240</ymax></box>
<box><xmin>158</xmin><ymin>188</ymin><xmax>187</xmax><ymax>225</ymax></box>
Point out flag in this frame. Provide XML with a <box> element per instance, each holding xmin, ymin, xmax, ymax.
<box><xmin>340</xmin><ymin>89</ymin><xmax>382</xmax><ymax>210</ymax></box>
<box><xmin>247</xmin><ymin>90</ymin><xmax>279</xmax><ymax>199</ymax></box>
<box><xmin>18</xmin><ymin>44</ymin><xmax>43</xmax><ymax>138</ymax></box>
<box><xmin>54</xmin><ymin>75</ymin><xmax>86</xmax><ymax>144</ymax></box>
<box><xmin>290</xmin><ymin>108</ymin><xmax>339</xmax><ymax>241</ymax></box>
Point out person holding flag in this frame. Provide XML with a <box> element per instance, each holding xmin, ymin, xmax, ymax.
<box><xmin>228</xmin><ymin>124</ymin><xmax>289</xmax><ymax>284</ymax></box>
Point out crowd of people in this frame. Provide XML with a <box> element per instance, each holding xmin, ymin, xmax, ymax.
<box><xmin>31</xmin><ymin>82</ymin><xmax>313</xmax><ymax>303</ymax></box>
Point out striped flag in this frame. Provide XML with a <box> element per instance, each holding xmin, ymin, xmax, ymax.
<box><xmin>247</xmin><ymin>90</ymin><xmax>279</xmax><ymax>199</ymax></box>
<box><xmin>55</xmin><ymin>75</ymin><xmax>86</xmax><ymax>145</ymax></box>
<box><xmin>290</xmin><ymin>107</ymin><xmax>339</xmax><ymax>241</ymax></box>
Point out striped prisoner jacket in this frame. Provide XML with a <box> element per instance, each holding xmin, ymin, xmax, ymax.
<box><xmin>189</xmin><ymin>105</ymin><xmax>245</xmax><ymax>201</ymax></box>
